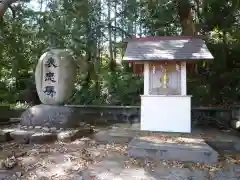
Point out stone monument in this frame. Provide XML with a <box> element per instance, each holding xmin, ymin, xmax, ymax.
<box><xmin>20</xmin><ymin>49</ymin><xmax>79</xmax><ymax>129</ymax></box>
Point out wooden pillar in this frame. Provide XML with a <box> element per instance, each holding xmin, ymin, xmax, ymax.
<box><xmin>181</xmin><ymin>61</ymin><xmax>187</xmax><ymax>95</ymax></box>
<box><xmin>144</xmin><ymin>62</ymin><xmax>150</xmax><ymax>95</ymax></box>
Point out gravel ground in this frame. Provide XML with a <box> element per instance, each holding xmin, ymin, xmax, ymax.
<box><xmin>0</xmin><ymin>138</ymin><xmax>239</xmax><ymax>180</ymax></box>
<box><xmin>0</xmin><ymin>125</ymin><xmax>240</xmax><ymax>179</ymax></box>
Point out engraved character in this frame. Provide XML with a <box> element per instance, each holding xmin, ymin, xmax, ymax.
<box><xmin>45</xmin><ymin>57</ymin><xmax>57</xmax><ymax>68</ymax></box>
<box><xmin>45</xmin><ymin>72</ymin><xmax>56</xmax><ymax>82</ymax></box>
<box><xmin>43</xmin><ymin>86</ymin><xmax>56</xmax><ymax>97</ymax></box>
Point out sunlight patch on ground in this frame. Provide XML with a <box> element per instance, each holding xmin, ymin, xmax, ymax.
<box><xmin>139</xmin><ymin>136</ymin><xmax>204</xmax><ymax>145</ymax></box>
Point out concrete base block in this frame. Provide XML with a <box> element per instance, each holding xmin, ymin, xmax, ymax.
<box><xmin>128</xmin><ymin>136</ymin><xmax>219</xmax><ymax>164</ymax></box>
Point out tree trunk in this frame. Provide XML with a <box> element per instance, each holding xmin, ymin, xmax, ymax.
<box><xmin>0</xmin><ymin>0</ymin><xmax>17</xmax><ymax>18</ymax></box>
<box><xmin>94</xmin><ymin>0</ymin><xmax>102</xmax><ymax>103</ymax></box>
<box><xmin>176</xmin><ymin>0</ymin><xmax>196</xmax><ymax>36</ymax></box>
<box><xmin>121</xmin><ymin>0</ymin><xmax>125</xmax><ymax>41</ymax></box>
<box><xmin>176</xmin><ymin>0</ymin><xmax>197</xmax><ymax>74</ymax></box>
<box><xmin>107</xmin><ymin>0</ymin><xmax>114</xmax><ymax>71</ymax></box>
<box><xmin>113</xmin><ymin>0</ymin><xmax>117</xmax><ymax>60</ymax></box>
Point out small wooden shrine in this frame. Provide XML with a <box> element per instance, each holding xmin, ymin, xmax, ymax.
<box><xmin>122</xmin><ymin>36</ymin><xmax>214</xmax><ymax>133</ymax></box>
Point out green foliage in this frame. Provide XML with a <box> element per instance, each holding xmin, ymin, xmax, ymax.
<box><xmin>71</xmin><ymin>63</ymin><xmax>143</xmax><ymax>105</ymax></box>
<box><xmin>0</xmin><ymin>0</ymin><xmax>239</xmax><ymax>106</ymax></box>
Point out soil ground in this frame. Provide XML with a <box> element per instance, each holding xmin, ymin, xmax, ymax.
<box><xmin>0</xmin><ymin>124</ymin><xmax>240</xmax><ymax>180</ymax></box>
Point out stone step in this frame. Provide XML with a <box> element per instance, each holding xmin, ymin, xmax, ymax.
<box><xmin>93</xmin><ymin>123</ymin><xmax>203</xmax><ymax>145</ymax></box>
<box><xmin>128</xmin><ymin>136</ymin><xmax>219</xmax><ymax>164</ymax></box>
<box><xmin>113</xmin><ymin>124</ymin><xmax>240</xmax><ymax>154</ymax></box>
<box><xmin>0</xmin><ymin>125</ymin><xmax>94</xmax><ymax>144</ymax></box>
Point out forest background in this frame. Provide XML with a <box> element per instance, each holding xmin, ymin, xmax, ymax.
<box><xmin>0</xmin><ymin>0</ymin><xmax>239</xmax><ymax>107</ymax></box>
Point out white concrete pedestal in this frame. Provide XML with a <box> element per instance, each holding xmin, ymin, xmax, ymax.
<box><xmin>141</xmin><ymin>95</ymin><xmax>191</xmax><ymax>133</ymax></box>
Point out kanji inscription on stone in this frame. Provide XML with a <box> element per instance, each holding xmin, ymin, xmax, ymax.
<box><xmin>43</xmin><ymin>86</ymin><xmax>56</xmax><ymax>97</ymax></box>
<box><xmin>45</xmin><ymin>57</ymin><xmax>58</xmax><ymax>68</ymax></box>
<box><xmin>45</xmin><ymin>72</ymin><xmax>56</xmax><ymax>82</ymax></box>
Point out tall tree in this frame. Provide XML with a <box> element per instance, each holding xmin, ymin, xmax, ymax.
<box><xmin>176</xmin><ymin>0</ymin><xmax>196</xmax><ymax>35</ymax></box>
<box><xmin>0</xmin><ymin>0</ymin><xmax>16</xmax><ymax>18</ymax></box>
<box><xmin>0</xmin><ymin>0</ymin><xmax>30</xmax><ymax>18</ymax></box>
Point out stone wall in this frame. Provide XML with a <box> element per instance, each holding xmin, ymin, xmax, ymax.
<box><xmin>0</xmin><ymin>106</ymin><xmax>25</xmax><ymax>123</ymax></box>
<box><xmin>66</xmin><ymin>105</ymin><xmax>233</xmax><ymax>128</ymax></box>
<box><xmin>0</xmin><ymin>104</ymin><xmax>236</xmax><ymax>129</ymax></box>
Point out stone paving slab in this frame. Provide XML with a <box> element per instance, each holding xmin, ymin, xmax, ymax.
<box><xmin>10</xmin><ymin>129</ymin><xmax>35</xmax><ymax>144</ymax></box>
<box><xmin>0</xmin><ymin>126</ymin><xmax>93</xmax><ymax>144</ymax></box>
<box><xmin>199</xmin><ymin>128</ymin><xmax>240</xmax><ymax>152</ymax></box>
<box><xmin>229</xmin><ymin>164</ymin><xmax>240</xmax><ymax>177</ymax></box>
<box><xmin>93</xmin><ymin>129</ymin><xmax>135</xmax><ymax>144</ymax></box>
<box><xmin>81</xmin><ymin>152</ymin><xmax>153</xmax><ymax>180</ymax></box>
<box><xmin>57</xmin><ymin>128</ymin><xmax>93</xmax><ymax>142</ymax></box>
<box><xmin>150</xmin><ymin>167</ymin><xmax>210</xmax><ymax>180</ymax></box>
<box><xmin>81</xmin><ymin>152</ymin><xmax>210</xmax><ymax>180</ymax></box>
<box><xmin>0</xmin><ymin>129</ymin><xmax>15</xmax><ymax>142</ymax></box>
<box><xmin>211</xmin><ymin>164</ymin><xmax>240</xmax><ymax>179</ymax></box>
<box><xmin>30</xmin><ymin>132</ymin><xmax>58</xmax><ymax>144</ymax></box>
<box><xmin>93</xmin><ymin>123</ymin><xmax>182</xmax><ymax>144</ymax></box>
<box><xmin>113</xmin><ymin>123</ymin><xmax>204</xmax><ymax>137</ymax></box>
<box><xmin>0</xmin><ymin>170</ymin><xmax>16</xmax><ymax>180</ymax></box>
<box><xmin>95</xmin><ymin>123</ymin><xmax>203</xmax><ymax>145</ymax></box>
<box><xmin>128</xmin><ymin>136</ymin><xmax>218</xmax><ymax>164</ymax></box>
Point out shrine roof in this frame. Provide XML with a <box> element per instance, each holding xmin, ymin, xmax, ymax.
<box><xmin>122</xmin><ymin>36</ymin><xmax>214</xmax><ymax>61</ymax></box>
